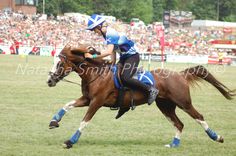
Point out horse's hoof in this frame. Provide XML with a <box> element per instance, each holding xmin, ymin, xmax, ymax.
<box><xmin>63</xmin><ymin>140</ymin><xmax>73</xmax><ymax>149</ymax></box>
<box><xmin>165</xmin><ymin>143</ymin><xmax>179</xmax><ymax>148</ymax></box>
<box><xmin>49</xmin><ymin>120</ymin><xmax>59</xmax><ymax>129</ymax></box>
<box><xmin>165</xmin><ymin>137</ymin><xmax>180</xmax><ymax>148</ymax></box>
<box><xmin>217</xmin><ymin>136</ymin><xmax>224</xmax><ymax>143</ymax></box>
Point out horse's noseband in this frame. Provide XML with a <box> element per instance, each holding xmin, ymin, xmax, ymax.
<box><xmin>48</xmin><ymin>71</ymin><xmax>63</xmax><ymax>83</ymax></box>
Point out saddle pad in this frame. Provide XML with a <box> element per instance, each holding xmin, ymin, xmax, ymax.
<box><xmin>111</xmin><ymin>65</ymin><xmax>155</xmax><ymax>89</ymax></box>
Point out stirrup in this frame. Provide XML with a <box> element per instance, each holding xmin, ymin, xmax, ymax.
<box><xmin>110</xmin><ymin>107</ymin><xmax>119</xmax><ymax>110</ymax></box>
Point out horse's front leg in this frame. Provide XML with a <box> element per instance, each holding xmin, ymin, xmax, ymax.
<box><xmin>63</xmin><ymin>98</ymin><xmax>103</xmax><ymax>148</ymax></box>
<box><xmin>49</xmin><ymin>96</ymin><xmax>89</xmax><ymax>129</ymax></box>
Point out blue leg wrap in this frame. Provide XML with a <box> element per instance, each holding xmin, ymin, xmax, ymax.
<box><xmin>170</xmin><ymin>137</ymin><xmax>180</xmax><ymax>147</ymax></box>
<box><xmin>52</xmin><ymin>108</ymin><xmax>66</xmax><ymax>122</ymax></box>
<box><xmin>69</xmin><ymin>130</ymin><xmax>81</xmax><ymax>144</ymax></box>
<box><xmin>206</xmin><ymin>128</ymin><xmax>218</xmax><ymax>141</ymax></box>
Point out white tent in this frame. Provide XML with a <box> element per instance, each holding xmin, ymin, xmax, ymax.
<box><xmin>191</xmin><ymin>20</ymin><xmax>236</xmax><ymax>28</ymax></box>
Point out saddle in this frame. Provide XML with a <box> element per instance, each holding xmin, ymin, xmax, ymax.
<box><xmin>111</xmin><ymin>64</ymin><xmax>156</xmax><ymax>119</ymax></box>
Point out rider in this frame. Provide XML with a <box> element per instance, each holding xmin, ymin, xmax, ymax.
<box><xmin>85</xmin><ymin>14</ymin><xmax>158</xmax><ymax>105</ymax></box>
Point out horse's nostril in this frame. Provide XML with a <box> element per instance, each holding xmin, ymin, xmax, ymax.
<box><xmin>47</xmin><ymin>78</ymin><xmax>56</xmax><ymax>87</ymax></box>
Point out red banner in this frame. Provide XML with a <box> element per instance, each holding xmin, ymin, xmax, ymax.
<box><xmin>223</xmin><ymin>27</ymin><xmax>233</xmax><ymax>33</ymax></box>
<box><xmin>156</xmin><ymin>25</ymin><xmax>165</xmax><ymax>64</ymax></box>
<box><xmin>156</xmin><ymin>26</ymin><xmax>165</xmax><ymax>51</ymax></box>
<box><xmin>209</xmin><ymin>40</ymin><xmax>236</xmax><ymax>44</ymax></box>
<box><xmin>208</xmin><ymin>56</ymin><xmax>232</xmax><ymax>65</ymax></box>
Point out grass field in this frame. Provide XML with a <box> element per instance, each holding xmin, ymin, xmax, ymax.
<box><xmin>0</xmin><ymin>55</ymin><xmax>236</xmax><ymax>156</ymax></box>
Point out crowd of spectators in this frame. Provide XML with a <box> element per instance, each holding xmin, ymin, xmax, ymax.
<box><xmin>0</xmin><ymin>10</ymin><xmax>235</xmax><ymax>56</ymax></box>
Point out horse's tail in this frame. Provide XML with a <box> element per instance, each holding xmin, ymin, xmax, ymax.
<box><xmin>181</xmin><ymin>65</ymin><xmax>236</xmax><ymax>100</ymax></box>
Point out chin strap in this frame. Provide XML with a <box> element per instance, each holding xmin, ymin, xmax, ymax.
<box><xmin>97</xmin><ymin>23</ymin><xmax>107</xmax><ymax>39</ymax></box>
<box><xmin>98</xmin><ymin>28</ymin><xmax>106</xmax><ymax>39</ymax></box>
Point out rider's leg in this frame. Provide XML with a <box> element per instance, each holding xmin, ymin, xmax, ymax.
<box><xmin>120</xmin><ymin>54</ymin><xmax>158</xmax><ymax>105</ymax></box>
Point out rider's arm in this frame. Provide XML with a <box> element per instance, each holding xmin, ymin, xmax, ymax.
<box><xmin>85</xmin><ymin>44</ymin><xmax>114</xmax><ymax>59</ymax></box>
<box><xmin>110</xmin><ymin>50</ymin><xmax>116</xmax><ymax>64</ymax></box>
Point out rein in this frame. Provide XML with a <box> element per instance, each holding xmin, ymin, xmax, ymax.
<box><xmin>62</xmin><ymin>74</ymin><xmax>102</xmax><ymax>87</ymax></box>
<box><xmin>62</xmin><ymin>78</ymin><xmax>81</xmax><ymax>86</ymax></box>
<box><xmin>58</xmin><ymin>54</ymin><xmax>103</xmax><ymax>87</ymax></box>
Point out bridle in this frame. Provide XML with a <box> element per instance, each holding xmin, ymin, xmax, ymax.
<box><xmin>48</xmin><ymin>53</ymin><xmax>80</xmax><ymax>83</ymax></box>
<box><xmin>58</xmin><ymin>53</ymin><xmax>82</xmax><ymax>72</ymax></box>
<box><xmin>49</xmin><ymin>53</ymin><xmax>104</xmax><ymax>87</ymax></box>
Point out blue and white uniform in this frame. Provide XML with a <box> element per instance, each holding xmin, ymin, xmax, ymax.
<box><xmin>86</xmin><ymin>14</ymin><xmax>158</xmax><ymax>106</ymax></box>
<box><xmin>105</xmin><ymin>27</ymin><xmax>138</xmax><ymax>59</ymax></box>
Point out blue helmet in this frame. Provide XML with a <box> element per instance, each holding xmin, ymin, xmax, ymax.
<box><xmin>87</xmin><ymin>14</ymin><xmax>106</xmax><ymax>30</ymax></box>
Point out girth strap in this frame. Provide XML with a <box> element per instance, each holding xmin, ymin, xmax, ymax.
<box><xmin>110</xmin><ymin>88</ymin><xmax>136</xmax><ymax>119</ymax></box>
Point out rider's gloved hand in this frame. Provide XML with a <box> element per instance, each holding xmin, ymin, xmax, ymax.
<box><xmin>86</xmin><ymin>46</ymin><xmax>101</xmax><ymax>55</ymax></box>
<box><xmin>84</xmin><ymin>53</ymin><xmax>93</xmax><ymax>59</ymax></box>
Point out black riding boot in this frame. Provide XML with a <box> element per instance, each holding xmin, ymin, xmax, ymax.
<box><xmin>122</xmin><ymin>77</ymin><xmax>159</xmax><ymax>105</ymax></box>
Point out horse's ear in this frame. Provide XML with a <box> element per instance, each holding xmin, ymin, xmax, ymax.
<box><xmin>60</xmin><ymin>45</ymin><xmax>71</xmax><ymax>56</ymax></box>
<box><xmin>64</xmin><ymin>42</ymin><xmax>71</xmax><ymax>48</ymax></box>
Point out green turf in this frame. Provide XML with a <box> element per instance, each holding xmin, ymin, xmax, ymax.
<box><xmin>0</xmin><ymin>55</ymin><xmax>236</xmax><ymax>156</ymax></box>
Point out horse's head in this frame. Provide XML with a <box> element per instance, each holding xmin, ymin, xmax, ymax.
<box><xmin>47</xmin><ymin>44</ymin><xmax>91</xmax><ymax>87</ymax></box>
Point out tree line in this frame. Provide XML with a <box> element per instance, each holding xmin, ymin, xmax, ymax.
<box><xmin>37</xmin><ymin>0</ymin><xmax>236</xmax><ymax>24</ymax></box>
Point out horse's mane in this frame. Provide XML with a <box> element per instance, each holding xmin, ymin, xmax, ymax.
<box><xmin>86</xmin><ymin>58</ymin><xmax>111</xmax><ymax>67</ymax></box>
<box><xmin>62</xmin><ymin>43</ymin><xmax>112</xmax><ymax>67</ymax></box>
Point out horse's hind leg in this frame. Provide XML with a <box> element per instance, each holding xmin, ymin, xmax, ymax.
<box><xmin>49</xmin><ymin>96</ymin><xmax>89</xmax><ymax>129</ymax></box>
<box><xmin>168</xmin><ymin>82</ymin><xmax>224</xmax><ymax>144</ymax></box>
<box><xmin>156</xmin><ymin>98</ymin><xmax>184</xmax><ymax>148</ymax></box>
<box><xmin>183</xmin><ymin>104</ymin><xmax>224</xmax><ymax>143</ymax></box>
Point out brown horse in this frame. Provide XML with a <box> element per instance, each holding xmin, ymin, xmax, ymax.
<box><xmin>47</xmin><ymin>44</ymin><xmax>235</xmax><ymax>149</ymax></box>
